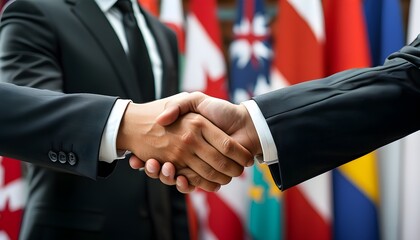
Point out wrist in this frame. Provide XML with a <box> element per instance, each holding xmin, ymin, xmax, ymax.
<box><xmin>116</xmin><ymin>102</ymin><xmax>136</xmax><ymax>151</ymax></box>
<box><xmin>239</xmin><ymin>104</ymin><xmax>262</xmax><ymax>156</ymax></box>
<box><xmin>116</xmin><ymin>99</ymin><xmax>169</xmax><ymax>154</ymax></box>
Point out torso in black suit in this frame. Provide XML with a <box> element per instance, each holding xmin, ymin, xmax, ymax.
<box><xmin>253</xmin><ymin>36</ymin><xmax>420</xmax><ymax>190</ymax></box>
<box><xmin>0</xmin><ymin>0</ymin><xmax>188</xmax><ymax>239</ymax></box>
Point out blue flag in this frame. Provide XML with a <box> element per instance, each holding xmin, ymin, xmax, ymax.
<box><xmin>229</xmin><ymin>0</ymin><xmax>272</xmax><ymax>103</ymax></box>
<box><xmin>364</xmin><ymin>0</ymin><xmax>404</xmax><ymax>65</ymax></box>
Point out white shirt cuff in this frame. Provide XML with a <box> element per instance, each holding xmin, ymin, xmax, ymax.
<box><xmin>241</xmin><ymin>100</ymin><xmax>278</xmax><ymax>165</ymax></box>
<box><xmin>99</xmin><ymin>99</ymin><xmax>132</xmax><ymax>163</ymax></box>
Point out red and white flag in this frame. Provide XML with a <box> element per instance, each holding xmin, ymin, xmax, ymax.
<box><xmin>159</xmin><ymin>0</ymin><xmax>185</xmax><ymax>54</ymax></box>
<box><xmin>182</xmin><ymin>0</ymin><xmax>228</xmax><ymax>100</ymax></box>
<box><xmin>0</xmin><ymin>157</ymin><xmax>26</xmax><ymax>240</ymax></box>
<box><xmin>272</xmin><ymin>0</ymin><xmax>332</xmax><ymax>239</ymax></box>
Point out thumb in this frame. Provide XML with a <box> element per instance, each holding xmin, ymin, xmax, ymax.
<box><xmin>156</xmin><ymin>104</ymin><xmax>181</xmax><ymax>126</ymax></box>
<box><xmin>156</xmin><ymin>92</ymin><xmax>207</xmax><ymax>126</ymax></box>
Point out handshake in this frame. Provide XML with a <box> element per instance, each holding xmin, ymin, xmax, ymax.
<box><xmin>116</xmin><ymin>92</ymin><xmax>263</xmax><ymax>194</ymax></box>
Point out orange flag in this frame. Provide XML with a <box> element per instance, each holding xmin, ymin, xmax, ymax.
<box><xmin>137</xmin><ymin>0</ymin><xmax>158</xmax><ymax>16</ymax></box>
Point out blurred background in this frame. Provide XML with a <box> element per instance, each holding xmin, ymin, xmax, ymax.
<box><xmin>0</xmin><ymin>0</ymin><xmax>419</xmax><ymax>239</ymax></box>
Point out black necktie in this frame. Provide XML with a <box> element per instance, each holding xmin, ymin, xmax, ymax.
<box><xmin>115</xmin><ymin>0</ymin><xmax>155</xmax><ymax>102</ymax></box>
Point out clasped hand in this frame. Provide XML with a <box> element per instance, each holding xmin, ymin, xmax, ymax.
<box><xmin>118</xmin><ymin>92</ymin><xmax>261</xmax><ymax>193</ymax></box>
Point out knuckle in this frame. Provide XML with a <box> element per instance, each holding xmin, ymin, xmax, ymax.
<box><xmin>191</xmin><ymin>91</ymin><xmax>204</xmax><ymax>99</ymax></box>
<box><xmin>221</xmin><ymin>138</ymin><xmax>235</xmax><ymax>155</ymax></box>
<box><xmin>190</xmin><ymin>116</ymin><xmax>204</xmax><ymax>128</ymax></box>
<box><xmin>204</xmin><ymin>168</ymin><xmax>220</xmax><ymax>181</ymax></box>
<box><xmin>181</xmin><ymin>131</ymin><xmax>196</xmax><ymax>145</ymax></box>
<box><xmin>216</xmin><ymin>159</ymin><xmax>229</xmax><ymax>172</ymax></box>
<box><xmin>188</xmin><ymin>175</ymin><xmax>203</xmax><ymax>187</ymax></box>
<box><xmin>185</xmin><ymin>113</ymin><xmax>204</xmax><ymax>126</ymax></box>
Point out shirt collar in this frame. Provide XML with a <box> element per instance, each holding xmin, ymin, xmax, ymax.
<box><xmin>96</xmin><ymin>0</ymin><xmax>141</xmax><ymax>14</ymax></box>
<box><xmin>95</xmin><ymin>0</ymin><xmax>117</xmax><ymax>12</ymax></box>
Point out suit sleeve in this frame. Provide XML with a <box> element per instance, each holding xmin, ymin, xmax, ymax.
<box><xmin>0</xmin><ymin>1</ymin><xmax>120</xmax><ymax>178</ymax></box>
<box><xmin>0</xmin><ymin>83</ymin><xmax>118</xmax><ymax>179</ymax></box>
<box><xmin>254</xmin><ymin>36</ymin><xmax>420</xmax><ymax>190</ymax></box>
<box><xmin>0</xmin><ymin>0</ymin><xmax>63</xmax><ymax>91</ymax></box>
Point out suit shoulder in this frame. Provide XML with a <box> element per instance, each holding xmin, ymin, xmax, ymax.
<box><xmin>2</xmin><ymin>0</ymin><xmax>61</xmax><ymax>17</ymax></box>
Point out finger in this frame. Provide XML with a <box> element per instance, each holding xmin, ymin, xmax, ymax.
<box><xmin>176</xmin><ymin>114</ymin><xmax>242</xmax><ymax>181</ymax></box>
<box><xmin>156</xmin><ymin>104</ymin><xmax>181</xmax><ymax>126</ymax></box>
<box><xmin>201</xmin><ymin>119</ymin><xmax>254</xmax><ymax>169</ymax></box>
<box><xmin>157</xmin><ymin>92</ymin><xmax>207</xmax><ymax>126</ymax></box>
<box><xmin>161</xmin><ymin>162</ymin><xmax>176</xmax><ymax>179</ymax></box>
<box><xmin>176</xmin><ymin>176</ymin><xmax>196</xmax><ymax>193</ymax></box>
<box><xmin>157</xmin><ymin>162</ymin><xmax>176</xmax><ymax>186</ymax></box>
<box><xmin>177</xmin><ymin>168</ymin><xmax>222</xmax><ymax>192</ymax></box>
<box><xmin>191</xmin><ymin>118</ymin><xmax>247</xmax><ymax>177</ymax></box>
<box><xmin>129</xmin><ymin>155</ymin><xmax>145</xmax><ymax>169</ymax></box>
<box><xmin>144</xmin><ymin>159</ymin><xmax>161</xmax><ymax>179</ymax></box>
<box><xmin>179</xmin><ymin>152</ymin><xmax>232</xmax><ymax>185</ymax></box>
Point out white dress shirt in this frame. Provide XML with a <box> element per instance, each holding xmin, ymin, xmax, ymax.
<box><xmin>242</xmin><ymin>100</ymin><xmax>279</xmax><ymax>165</ymax></box>
<box><xmin>97</xmin><ymin>0</ymin><xmax>162</xmax><ymax>163</ymax></box>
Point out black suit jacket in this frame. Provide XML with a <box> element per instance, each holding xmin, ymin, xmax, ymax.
<box><xmin>0</xmin><ymin>1</ymin><xmax>187</xmax><ymax>239</ymax></box>
<box><xmin>0</xmin><ymin>83</ymin><xmax>117</xmax><ymax>177</ymax></box>
<box><xmin>254</xmin><ymin>36</ymin><xmax>420</xmax><ymax>191</ymax></box>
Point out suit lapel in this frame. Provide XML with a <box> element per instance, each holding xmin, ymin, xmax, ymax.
<box><xmin>68</xmin><ymin>0</ymin><xmax>143</xmax><ymax>101</ymax></box>
<box><xmin>141</xmin><ymin>9</ymin><xmax>179</xmax><ymax>98</ymax></box>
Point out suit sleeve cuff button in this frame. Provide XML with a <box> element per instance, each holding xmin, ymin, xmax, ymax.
<box><xmin>48</xmin><ymin>150</ymin><xmax>58</xmax><ymax>162</ymax></box>
<box><xmin>68</xmin><ymin>152</ymin><xmax>77</xmax><ymax>166</ymax></box>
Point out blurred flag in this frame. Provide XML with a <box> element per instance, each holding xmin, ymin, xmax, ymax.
<box><xmin>159</xmin><ymin>0</ymin><xmax>186</xmax><ymax>83</ymax></box>
<box><xmin>323</xmin><ymin>0</ymin><xmax>380</xmax><ymax>239</ymax></box>
<box><xmin>0</xmin><ymin>0</ymin><xmax>7</xmax><ymax>10</ymax></box>
<box><xmin>229</xmin><ymin>0</ymin><xmax>280</xmax><ymax>238</ymax></box>
<box><xmin>272</xmin><ymin>1</ymin><xmax>331</xmax><ymax>239</ymax></box>
<box><xmin>160</xmin><ymin>0</ymin><xmax>185</xmax><ymax>53</ymax></box>
<box><xmin>400</xmin><ymin>1</ymin><xmax>420</xmax><ymax>239</ymax></box>
<box><xmin>183</xmin><ymin>1</ymin><xmax>246</xmax><ymax>239</ymax></box>
<box><xmin>363</xmin><ymin>1</ymin><xmax>404</xmax><ymax>240</ymax></box>
<box><xmin>248</xmin><ymin>164</ymin><xmax>281</xmax><ymax>240</ymax></box>
<box><xmin>182</xmin><ymin>0</ymin><xmax>228</xmax><ymax>99</ymax></box>
<box><xmin>363</xmin><ymin>0</ymin><xmax>404</xmax><ymax>66</ymax></box>
<box><xmin>137</xmin><ymin>0</ymin><xmax>158</xmax><ymax>16</ymax></box>
<box><xmin>229</xmin><ymin>0</ymin><xmax>273</xmax><ymax>103</ymax></box>
<box><xmin>0</xmin><ymin>157</ymin><xmax>26</xmax><ymax>240</ymax></box>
